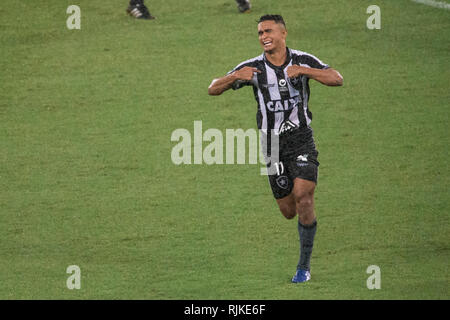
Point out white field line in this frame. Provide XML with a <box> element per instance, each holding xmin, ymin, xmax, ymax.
<box><xmin>411</xmin><ymin>0</ymin><xmax>450</xmax><ymax>10</ymax></box>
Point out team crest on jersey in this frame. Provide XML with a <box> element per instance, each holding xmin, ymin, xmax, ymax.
<box><xmin>276</xmin><ymin>176</ymin><xmax>289</xmax><ymax>189</ymax></box>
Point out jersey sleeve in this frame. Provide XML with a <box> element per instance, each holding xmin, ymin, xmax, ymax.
<box><xmin>227</xmin><ymin>63</ymin><xmax>255</xmax><ymax>90</ymax></box>
<box><xmin>296</xmin><ymin>52</ymin><xmax>329</xmax><ymax>70</ymax></box>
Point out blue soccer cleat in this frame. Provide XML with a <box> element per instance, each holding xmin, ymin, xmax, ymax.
<box><xmin>291</xmin><ymin>269</ymin><xmax>311</xmax><ymax>283</ymax></box>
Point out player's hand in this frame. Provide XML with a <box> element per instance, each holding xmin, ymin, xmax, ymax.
<box><xmin>287</xmin><ymin>65</ymin><xmax>308</xmax><ymax>78</ymax></box>
<box><xmin>233</xmin><ymin>66</ymin><xmax>261</xmax><ymax>81</ymax></box>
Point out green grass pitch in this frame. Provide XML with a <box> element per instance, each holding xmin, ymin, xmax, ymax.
<box><xmin>0</xmin><ymin>0</ymin><xmax>449</xmax><ymax>299</ymax></box>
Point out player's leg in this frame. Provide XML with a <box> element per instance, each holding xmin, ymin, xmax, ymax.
<box><xmin>291</xmin><ymin>177</ymin><xmax>317</xmax><ymax>283</ymax></box>
<box><xmin>272</xmin><ymin>166</ymin><xmax>316</xmax><ymax>221</ymax></box>
<box><xmin>267</xmin><ymin>158</ymin><xmax>317</xmax><ymax>283</ymax></box>
<box><xmin>266</xmin><ymin>159</ymin><xmax>297</xmax><ymax>217</ymax></box>
<box><xmin>292</xmin><ymin>178</ymin><xmax>316</xmax><ymax>225</ymax></box>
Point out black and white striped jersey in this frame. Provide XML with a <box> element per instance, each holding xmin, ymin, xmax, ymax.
<box><xmin>228</xmin><ymin>47</ymin><xmax>329</xmax><ymax>135</ymax></box>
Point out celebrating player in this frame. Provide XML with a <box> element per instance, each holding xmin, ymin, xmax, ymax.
<box><xmin>208</xmin><ymin>15</ymin><xmax>343</xmax><ymax>283</ymax></box>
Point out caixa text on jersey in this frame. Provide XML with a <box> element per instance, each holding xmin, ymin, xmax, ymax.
<box><xmin>266</xmin><ymin>96</ymin><xmax>301</xmax><ymax>112</ymax></box>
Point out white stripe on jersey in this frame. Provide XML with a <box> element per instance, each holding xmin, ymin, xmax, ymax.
<box><xmin>288</xmin><ymin>105</ymin><xmax>300</xmax><ymax>127</ymax></box>
<box><xmin>283</xmin><ymin>61</ymin><xmax>301</xmax><ymax>128</ymax></box>
<box><xmin>265</xmin><ymin>63</ymin><xmax>281</xmax><ymax>101</ymax></box>
<box><xmin>274</xmin><ymin>112</ymin><xmax>285</xmax><ymax>135</ymax></box>
<box><xmin>284</xmin><ymin>61</ymin><xmax>300</xmax><ymax>98</ymax></box>
<box><xmin>257</xmin><ymin>89</ymin><xmax>268</xmax><ymax>133</ymax></box>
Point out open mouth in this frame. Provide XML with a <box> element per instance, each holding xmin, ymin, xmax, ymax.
<box><xmin>263</xmin><ymin>40</ymin><xmax>272</xmax><ymax>47</ymax></box>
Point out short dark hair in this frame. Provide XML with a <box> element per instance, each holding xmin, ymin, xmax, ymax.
<box><xmin>257</xmin><ymin>14</ymin><xmax>286</xmax><ymax>28</ymax></box>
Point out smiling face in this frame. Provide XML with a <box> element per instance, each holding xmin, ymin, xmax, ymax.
<box><xmin>258</xmin><ymin>20</ymin><xmax>287</xmax><ymax>54</ymax></box>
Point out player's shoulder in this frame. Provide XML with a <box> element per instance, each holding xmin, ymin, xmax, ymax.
<box><xmin>289</xmin><ymin>48</ymin><xmax>328</xmax><ymax>68</ymax></box>
<box><xmin>233</xmin><ymin>53</ymin><xmax>265</xmax><ymax>70</ymax></box>
<box><xmin>289</xmin><ymin>48</ymin><xmax>317</xmax><ymax>60</ymax></box>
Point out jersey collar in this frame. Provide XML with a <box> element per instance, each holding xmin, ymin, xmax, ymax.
<box><xmin>263</xmin><ymin>47</ymin><xmax>292</xmax><ymax>70</ymax></box>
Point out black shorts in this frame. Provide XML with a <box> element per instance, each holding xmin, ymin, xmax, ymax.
<box><xmin>267</xmin><ymin>152</ymin><xmax>319</xmax><ymax>199</ymax></box>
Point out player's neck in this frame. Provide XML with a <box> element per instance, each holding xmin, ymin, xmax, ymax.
<box><xmin>265</xmin><ymin>46</ymin><xmax>287</xmax><ymax>67</ymax></box>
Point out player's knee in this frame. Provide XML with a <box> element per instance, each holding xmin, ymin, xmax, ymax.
<box><xmin>295</xmin><ymin>193</ymin><xmax>313</xmax><ymax>210</ymax></box>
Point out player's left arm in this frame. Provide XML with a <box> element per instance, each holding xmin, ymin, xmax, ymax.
<box><xmin>287</xmin><ymin>65</ymin><xmax>343</xmax><ymax>86</ymax></box>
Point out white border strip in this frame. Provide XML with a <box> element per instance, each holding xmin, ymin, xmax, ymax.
<box><xmin>411</xmin><ymin>0</ymin><xmax>450</xmax><ymax>10</ymax></box>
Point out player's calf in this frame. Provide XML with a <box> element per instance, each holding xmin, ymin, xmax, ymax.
<box><xmin>295</xmin><ymin>194</ymin><xmax>316</xmax><ymax>225</ymax></box>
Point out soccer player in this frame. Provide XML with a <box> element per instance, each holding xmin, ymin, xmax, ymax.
<box><xmin>208</xmin><ymin>15</ymin><xmax>343</xmax><ymax>283</ymax></box>
<box><xmin>126</xmin><ymin>0</ymin><xmax>155</xmax><ymax>20</ymax></box>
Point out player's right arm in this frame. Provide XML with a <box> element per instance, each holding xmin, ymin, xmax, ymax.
<box><xmin>208</xmin><ymin>66</ymin><xmax>260</xmax><ymax>96</ymax></box>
